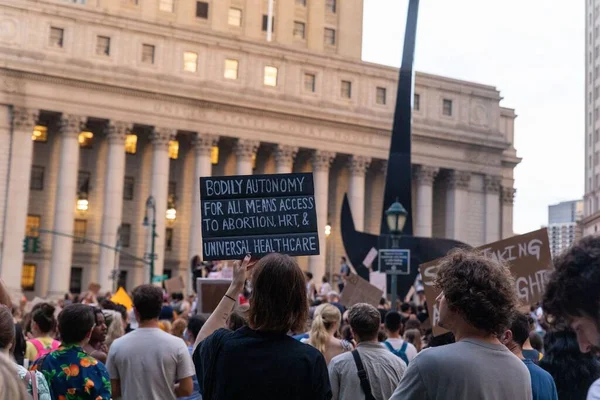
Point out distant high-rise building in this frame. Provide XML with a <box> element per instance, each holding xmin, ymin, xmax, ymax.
<box><xmin>549</xmin><ymin>200</ymin><xmax>583</xmax><ymax>256</ymax></box>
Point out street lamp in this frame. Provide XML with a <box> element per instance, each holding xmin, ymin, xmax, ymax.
<box><xmin>112</xmin><ymin>225</ymin><xmax>122</xmax><ymax>293</ymax></box>
<box><xmin>385</xmin><ymin>199</ymin><xmax>407</xmax><ymax>235</ymax></box>
<box><xmin>143</xmin><ymin>196</ymin><xmax>157</xmax><ymax>284</ymax></box>
<box><xmin>325</xmin><ymin>222</ymin><xmax>332</xmax><ymax>282</ymax></box>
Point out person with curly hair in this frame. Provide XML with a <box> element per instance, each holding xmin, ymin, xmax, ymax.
<box><xmin>542</xmin><ymin>236</ymin><xmax>600</xmax><ymax>399</ymax></box>
<box><xmin>390</xmin><ymin>249</ymin><xmax>532</xmax><ymax>400</ymax></box>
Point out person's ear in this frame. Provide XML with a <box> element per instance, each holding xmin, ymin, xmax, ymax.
<box><xmin>501</xmin><ymin>330</ymin><xmax>513</xmax><ymax>345</ymax></box>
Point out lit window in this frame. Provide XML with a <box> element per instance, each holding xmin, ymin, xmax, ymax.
<box><xmin>142</xmin><ymin>44</ymin><xmax>155</xmax><ymax>64</ymax></box>
<box><xmin>125</xmin><ymin>134</ymin><xmax>137</xmax><ymax>154</ymax></box>
<box><xmin>304</xmin><ymin>73</ymin><xmax>316</xmax><ymax>92</ymax></box>
<box><xmin>326</xmin><ymin>0</ymin><xmax>336</xmax><ymax>13</ymax></box>
<box><xmin>228</xmin><ymin>8</ymin><xmax>242</xmax><ymax>26</ymax></box>
<box><xmin>376</xmin><ymin>87</ymin><xmax>387</xmax><ymax>105</ymax></box>
<box><xmin>414</xmin><ymin>93</ymin><xmax>420</xmax><ymax>111</ymax></box>
<box><xmin>442</xmin><ymin>99</ymin><xmax>453</xmax><ymax>116</ymax></box>
<box><xmin>196</xmin><ymin>1</ymin><xmax>209</xmax><ymax>18</ymax></box>
<box><xmin>224</xmin><ymin>59</ymin><xmax>239</xmax><ymax>80</ymax></box>
<box><xmin>168</xmin><ymin>140</ymin><xmax>179</xmax><ymax>159</ymax></box>
<box><xmin>21</xmin><ymin>264</ymin><xmax>36</xmax><ymax>292</ymax></box>
<box><xmin>123</xmin><ymin>176</ymin><xmax>135</xmax><ymax>200</ymax></box>
<box><xmin>294</xmin><ymin>22</ymin><xmax>306</xmax><ymax>39</ymax></box>
<box><xmin>262</xmin><ymin>15</ymin><xmax>275</xmax><ymax>32</ymax></box>
<box><xmin>30</xmin><ymin>166</ymin><xmax>45</xmax><ymax>191</ymax></box>
<box><xmin>159</xmin><ymin>0</ymin><xmax>174</xmax><ymax>12</ymax></box>
<box><xmin>49</xmin><ymin>27</ymin><xmax>64</xmax><ymax>48</ymax></box>
<box><xmin>96</xmin><ymin>36</ymin><xmax>110</xmax><ymax>56</ymax></box>
<box><xmin>78</xmin><ymin>131</ymin><xmax>94</xmax><ymax>148</ymax></box>
<box><xmin>183</xmin><ymin>51</ymin><xmax>198</xmax><ymax>72</ymax></box>
<box><xmin>341</xmin><ymin>80</ymin><xmax>352</xmax><ymax>99</ymax></box>
<box><xmin>74</xmin><ymin>219</ymin><xmax>87</xmax><ymax>243</ymax></box>
<box><xmin>120</xmin><ymin>223</ymin><xmax>131</xmax><ymax>248</ymax></box>
<box><xmin>32</xmin><ymin>125</ymin><xmax>48</xmax><ymax>142</ymax></box>
<box><xmin>324</xmin><ymin>28</ymin><xmax>336</xmax><ymax>45</ymax></box>
<box><xmin>26</xmin><ymin>215</ymin><xmax>40</xmax><ymax>237</ymax></box>
<box><xmin>264</xmin><ymin>66</ymin><xmax>278</xmax><ymax>87</ymax></box>
<box><xmin>211</xmin><ymin>146</ymin><xmax>219</xmax><ymax>165</ymax></box>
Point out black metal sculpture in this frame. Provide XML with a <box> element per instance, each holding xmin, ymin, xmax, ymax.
<box><xmin>340</xmin><ymin>0</ymin><xmax>467</xmax><ymax>296</ymax></box>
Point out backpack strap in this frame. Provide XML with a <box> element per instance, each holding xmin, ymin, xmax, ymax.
<box><xmin>400</xmin><ymin>341</ymin><xmax>408</xmax><ymax>352</ymax></box>
<box><xmin>25</xmin><ymin>371</ymin><xmax>39</xmax><ymax>400</ymax></box>
<box><xmin>383</xmin><ymin>341</ymin><xmax>395</xmax><ymax>352</ymax></box>
<box><xmin>29</xmin><ymin>339</ymin><xmax>44</xmax><ymax>355</ymax></box>
<box><xmin>351</xmin><ymin>350</ymin><xmax>376</xmax><ymax>400</ymax></box>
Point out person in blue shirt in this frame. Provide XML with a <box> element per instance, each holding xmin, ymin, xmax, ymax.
<box><xmin>501</xmin><ymin>312</ymin><xmax>558</xmax><ymax>400</ymax></box>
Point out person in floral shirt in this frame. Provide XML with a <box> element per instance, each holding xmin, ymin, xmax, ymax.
<box><xmin>32</xmin><ymin>304</ymin><xmax>111</xmax><ymax>400</ymax></box>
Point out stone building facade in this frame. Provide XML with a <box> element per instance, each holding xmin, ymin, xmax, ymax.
<box><xmin>0</xmin><ymin>0</ymin><xmax>520</xmax><ymax>297</ymax></box>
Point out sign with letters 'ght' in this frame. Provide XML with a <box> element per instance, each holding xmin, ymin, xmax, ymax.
<box><xmin>200</xmin><ymin>173</ymin><xmax>320</xmax><ymax>260</ymax></box>
<box><xmin>420</xmin><ymin>228</ymin><xmax>553</xmax><ymax>336</ymax></box>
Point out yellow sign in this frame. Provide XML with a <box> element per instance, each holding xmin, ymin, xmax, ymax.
<box><xmin>111</xmin><ymin>287</ymin><xmax>133</xmax><ymax>310</ymax></box>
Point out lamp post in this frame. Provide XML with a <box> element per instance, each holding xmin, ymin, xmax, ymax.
<box><xmin>112</xmin><ymin>225</ymin><xmax>122</xmax><ymax>293</ymax></box>
<box><xmin>325</xmin><ymin>223</ymin><xmax>332</xmax><ymax>281</ymax></box>
<box><xmin>384</xmin><ymin>199</ymin><xmax>408</xmax><ymax>306</ymax></box>
<box><xmin>143</xmin><ymin>196</ymin><xmax>157</xmax><ymax>284</ymax></box>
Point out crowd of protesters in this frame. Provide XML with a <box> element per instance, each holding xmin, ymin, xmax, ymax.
<box><xmin>0</xmin><ymin>238</ymin><xmax>598</xmax><ymax>399</ymax></box>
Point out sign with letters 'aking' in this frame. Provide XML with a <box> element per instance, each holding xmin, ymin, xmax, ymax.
<box><xmin>200</xmin><ymin>173</ymin><xmax>320</xmax><ymax>260</ymax></box>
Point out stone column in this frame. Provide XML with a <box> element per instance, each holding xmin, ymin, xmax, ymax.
<box><xmin>146</xmin><ymin>127</ymin><xmax>174</xmax><ymax>283</ymax></box>
<box><xmin>413</xmin><ymin>165</ymin><xmax>439</xmax><ymax>238</ymax></box>
<box><xmin>48</xmin><ymin>115</ymin><xmax>85</xmax><ymax>297</ymax></box>
<box><xmin>235</xmin><ymin>139</ymin><xmax>259</xmax><ymax>176</ymax></box>
<box><xmin>444</xmin><ymin>170</ymin><xmax>471</xmax><ymax>243</ymax></box>
<box><xmin>97</xmin><ymin>121</ymin><xmax>130</xmax><ymax>291</ymax></box>
<box><xmin>309</xmin><ymin>150</ymin><xmax>335</xmax><ymax>283</ymax></box>
<box><xmin>348</xmin><ymin>156</ymin><xmax>371</xmax><ymax>231</ymax></box>
<box><xmin>189</xmin><ymin>134</ymin><xmax>218</xmax><ymax>266</ymax></box>
<box><xmin>484</xmin><ymin>176</ymin><xmax>502</xmax><ymax>243</ymax></box>
<box><xmin>275</xmin><ymin>145</ymin><xmax>298</xmax><ymax>174</ymax></box>
<box><xmin>501</xmin><ymin>187</ymin><xmax>516</xmax><ymax>239</ymax></box>
<box><xmin>0</xmin><ymin>107</ymin><xmax>38</xmax><ymax>296</ymax></box>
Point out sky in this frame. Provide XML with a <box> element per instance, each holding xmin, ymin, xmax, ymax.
<box><xmin>362</xmin><ymin>0</ymin><xmax>584</xmax><ymax>234</ymax></box>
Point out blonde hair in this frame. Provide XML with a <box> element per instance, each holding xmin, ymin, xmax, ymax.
<box><xmin>404</xmin><ymin>328</ymin><xmax>422</xmax><ymax>352</ymax></box>
<box><xmin>0</xmin><ymin>353</ymin><xmax>29</xmax><ymax>400</ymax></box>
<box><xmin>309</xmin><ymin>304</ymin><xmax>341</xmax><ymax>354</ymax></box>
<box><xmin>171</xmin><ymin>318</ymin><xmax>187</xmax><ymax>340</ymax></box>
<box><xmin>103</xmin><ymin>310</ymin><xmax>125</xmax><ymax>349</ymax></box>
<box><xmin>158</xmin><ymin>320</ymin><xmax>172</xmax><ymax>333</ymax></box>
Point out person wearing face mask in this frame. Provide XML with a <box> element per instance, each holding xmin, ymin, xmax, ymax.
<box><xmin>177</xmin><ymin>315</ymin><xmax>206</xmax><ymax>400</ymax></box>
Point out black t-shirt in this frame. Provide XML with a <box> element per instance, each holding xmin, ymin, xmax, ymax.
<box><xmin>194</xmin><ymin>326</ymin><xmax>332</xmax><ymax>400</ymax></box>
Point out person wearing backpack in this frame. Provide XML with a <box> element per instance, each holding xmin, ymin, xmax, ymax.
<box><xmin>383</xmin><ymin>311</ymin><xmax>418</xmax><ymax>364</ymax></box>
<box><xmin>25</xmin><ymin>303</ymin><xmax>61</xmax><ymax>362</ymax></box>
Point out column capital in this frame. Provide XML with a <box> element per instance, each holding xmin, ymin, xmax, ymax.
<box><xmin>12</xmin><ymin>107</ymin><xmax>39</xmax><ymax>131</ymax></box>
<box><xmin>59</xmin><ymin>114</ymin><xmax>85</xmax><ymax>138</ymax></box>
<box><xmin>446</xmin><ymin>170</ymin><xmax>471</xmax><ymax>190</ymax></box>
<box><xmin>151</xmin><ymin>127</ymin><xmax>176</xmax><ymax>150</ymax></box>
<box><xmin>106</xmin><ymin>121</ymin><xmax>132</xmax><ymax>144</ymax></box>
<box><xmin>312</xmin><ymin>150</ymin><xmax>336</xmax><ymax>172</ymax></box>
<box><xmin>275</xmin><ymin>145</ymin><xmax>298</xmax><ymax>167</ymax></box>
<box><xmin>193</xmin><ymin>133</ymin><xmax>219</xmax><ymax>156</ymax></box>
<box><xmin>484</xmin><ymin>175</ymin><xmax>502</xmax><ymax>194</ymax></box>
<box><xmin>502</xmin><ymin>187</ymin><xmax>516</xmax><ymax>205</ymax></box>
<box><xmin>348</xmin><ymin>155</ymin><xmax>371</xmax><ymax>176</ymax></box>
<box><xmin>413</xmin><ymin>165</ymin><xmax>439</xmax><ymax>186</ymax></box>
<box><xmin>235</xmin><ymin>139</ymin><xmax>260</xmax><ymax>161</ymax></box>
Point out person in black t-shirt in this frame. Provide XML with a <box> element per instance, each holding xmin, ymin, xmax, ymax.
<box><xmin>193</xmin><ymin>253</ymin><xmax>332</xmax><ymax>400</ymax></box>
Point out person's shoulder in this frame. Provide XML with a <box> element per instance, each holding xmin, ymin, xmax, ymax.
<box><xmin>329</xmin><ymin>350</ymin><xmax>354</xmax><ymax>369</ymax></box>
<box><xmin>526</xmin><ymin>360</ymin><xmax>554</xmax><ymax>381</ymax></box>
<box><xmin>588</xmin><ymin>378</ymin><xmax>600</xmax><ymax>399</ymax></box>
<box><xmin>405</xmin><ymin>342</ymin><xmax>418</xmax><ymax>352</ymax></box>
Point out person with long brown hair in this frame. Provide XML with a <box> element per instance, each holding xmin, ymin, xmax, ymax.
<box><xmin>305</xmin><ymin>304</ymin><xmax>353</xmax><ymax>364</ymax></box>
<box><xmin>193</xmin><ymin>253</ymin><xmax>331</xmax><ymax>399</ymax></box>
<box><xmin>25</xmin><ymin>303</ymin><xmax>60</xmax><ymax>362</ymax></box>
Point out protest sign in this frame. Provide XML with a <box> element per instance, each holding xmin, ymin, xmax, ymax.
<box><xmin>111</xmin><ymin>287</ymin><xmax>133</xmax><ymax>311</ymax></box>
<box><xmin>420</xmin><ymin>228</ymin><xmax>553</xmax><ymax>336</ymax></box>
<box><xmin>164</xmin><ymin>276</ymin><xmax>185</xmax><ymax>294</ymax></box>
<box><xmin>196</xmin><ymin>278</ymin><xmax>233</xmax><ymax>315</ymax></box>
<box><xmin>369</xmin><ymin>271</ymin><xmax>387</xmax><ymax>294</ymax></box>
<box><xmin>200</xmin><ymin>173</ymin><xmax>319</xmax><ymax>260</ymax></box>
<box><xmin>340</xmin><ymin>273</ymin><xmax>384</xmax><ymax>307</ymax></box>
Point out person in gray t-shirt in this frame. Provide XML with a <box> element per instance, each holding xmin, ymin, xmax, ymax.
<box><xmin>106</xmin><ymin>285</ymin><xmax>195</xmax><ymax>400</ymax></box>
<box><xmin>391</xmin><ymin>249</ymin><xmax>532</xmax><ymax>400</ymax></box>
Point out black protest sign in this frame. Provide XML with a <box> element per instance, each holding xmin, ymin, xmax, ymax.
<box><xmin>200</xmin><ymin>173</ymin><xmax>320</xmax><ymax>260</ymax></box>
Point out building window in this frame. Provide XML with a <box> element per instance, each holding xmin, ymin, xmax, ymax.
<box><xmin>264</xmin><ymin>66</ymin><xmax>278</xmax><ymax>87</ymax></box>
<box><xmin>123</xmin><ymin>176</ymin><xmax>135</xmax><ymax>200</ymax></box>
<box><xmin>376</xmin><ymin>87</ymin><xmax>387</xmax><ymax>105</ymax></box>
<box><xmin>30</xmin><ymin>166</ymin><xmax>45</xmax><ymax>191</ymax></box>
<box><xmin>296</xmin><ymin>0</ymin><xmax>306</xmax><ymax>5</ymax></box>
<box><xmin>442</xmin><ymin>99</ymin><xmax>453</xmax><ymax>116</ymax></box>
<box><xmin>183</xmin><ymin>51</ymin><xmax>198</xmax><ymax>73</ymax></box>
<box><xmin>69</xmin><ymin>267</ymin><xmax>83</xmax><ymax>294</ymax></box>
<box><xmin>21</xmin><ymin>264</ymin><xmax>36</xmax><ymax>292</ymax></box>
<box><xmin>32</xmin><ymin>125</ymin><xmax>47</xmax><ymax>142</ymax></box>
<box><xmin>120</xmin><ymin>223</ymin><xmax>131</xmax><ymax>248</ymax></box>
<box><xmin>168</xmin><ymin>140</ymin><xmax>179</xmax><ymax>160</ymax></box>
<box><xmin>196</xmin><ymin>1</ymin><xmax>209</xmax><ymax>19</ymax></box>
<box><xmin>304</xmin><ymin>73</ymin><xmax>316</xmax><ymax>92</ymax></box>
<box><xmin>165</xmin><ymin>228</ymin><xmax>174</xmax><ymax>251</ymax></box>
<box><xmin>78</xmin><ymin>131</ymin><xmax>94</xmax><ymax>148</ymax></box>
<box><xmin>596</xmin><ymin>129</ymin><xmax>599</xmax><ymax>142</ymax></box>
<box><xmin>595</xmin><ymin>151</ymin><xmax>599</xmax><ymax>166</ymax></box>
<box><xmin>117</xmin><ymin>270</ymin><xmax>128</xmax><ymax>290</ymax></box>
<box><xmin>168</xmin><ymin>181</ymin><xmax>177</xmax><ymax>199</ymax></box>
<box><xmin>96</xmin><ymin>36</ymin><xmax>110</xmax><ymax>56</ymax></box>
<box><xmin>142</xmin><ymin>44</ymin><xmax>155</xmax><ymax>64</ymax></box>
<box><xmin>228</xmin><ymin>8</ymin><xmax>242</xmax><ymax>26</ymax></box>
<box><xmin>326</xmin><ymin>0</ymin><xmax>336</xmax><ymax>13</ymax></box>
<box><xmin>341</xmin><ymin>80</ymin><xmax>352</xmax><ymax>99</ymax></box>
<box><xmin>262</xmin><ymin>15</ymin><xmax>275</xmax><ymax>32</ymax></box>
<box><xmin>324</xmin><ymin>28</ymin><xmax>336</xmax><ymax>45</ymax></box>
<box><xmin>414</xmin><ymin>93</ymin><xmax>420</xmax><ymax>110</ymax></box>
<box><xmin>78</xmin><ymin>172</ymin><xmax>91</xmax><ymax>197</ymax></box>
<box><xmin>26</xmin><ymin>215</ymin><xmax>40</xmax><ymax>237</ymax></box>
<box><xmin>74</xmin><ymin>219</ymin><xmax>87</xmax><ymax>243</ymax></box>
<box><xmin>49</xmin><ymin>27</ymin><xmax>64</xmax><ymax>48</ymax></box>
<box><xmin>159</xmin><ymin>0</ymin><xmax>174</xmax><ymax>12</ymax></box>
<box><xmin>294</xmin><ymin>21</ymin><xmax>306</xmax><ymax>39</ymax></box>
<box><xmin>125</xmin><ymin>134</ymin><xmax>137</xmax><ymax>154</ymax></box>
<box><xmin>224</xmin><ymin>59</ymin><xmax>239</xmax><ymax>80</ymax></box>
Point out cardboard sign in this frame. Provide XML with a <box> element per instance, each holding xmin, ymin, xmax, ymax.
<box><xmin>111</xmin><ymin>287</ymin><xmax>133</xmax><ymax>311</ymax></box>
<box><xmin>200</xmin><ymin>173</ymin><xmax>319</xmax><ymax>260</ymax></box>
<box><xmin>340</xmin><ymin>273</ymin><xmax>384</xmax><ymax>308</ymax></box>
<box><xmin>362</xmin><ymin>248</ymin><xmax>378</xmax><ymax>267</ymax></box>
<box><xmin>196</xmin><ymin>278</ymin><xmax>233</xmax><ymax>315</ymax></box>
<box><xmin>420</xmin><ymin>228</ymin><xmax>553</xmax><ymax>336</ymax></box>
<box><xmin>164</xmin><ymin>276</ymin><xmax>185</xmax><ymax>294</ymax></box>
<box><xmin>369</xmin><ymin>271</ymin><xmax>387</xmax><ymax>294</ymax></box>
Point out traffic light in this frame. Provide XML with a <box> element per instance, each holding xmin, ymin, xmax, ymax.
<box><xmin>22</xmin><ymin>237</ymin><xmax>29</xmax><ymax>253</ymax></box>
<box><xmin>32</xmin><ymin>237</ymin><xmax>40</xmax><ymax>254</ymax></box>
